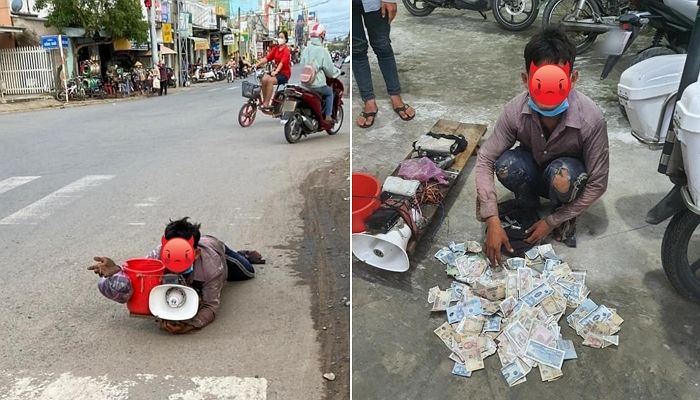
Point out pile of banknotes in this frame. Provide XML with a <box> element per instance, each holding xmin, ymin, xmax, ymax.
<box><xmin>428</xmin><ymin>242</ymin><xmax>623</xmax><ymax>386</ymax></box>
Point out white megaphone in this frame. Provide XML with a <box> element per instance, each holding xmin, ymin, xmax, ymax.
<box><xmin>148</xmin><ymin>284</ymin><xmax>199</xmax><ymax>321</ymax></box>
<box><xmin>352</xmin><ymin>217</ymin><xmax>412</xmax><ymax>272</ymax></box>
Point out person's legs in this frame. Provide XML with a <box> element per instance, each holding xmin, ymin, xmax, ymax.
<box><xmin>362</xmin><ymin>9</ymin><xmax>415</xmax><ymax>120</ymax></box>
<box><xmin>262</xmin><ymin>75</ymin><xmax>274</xmax><ymax>106</ymax></box>
<box><xmin>542</xmin><ymin>157</ymin><xmax>588</xmax><ymax>247</ymax></box>
<box><xmin>495</xmin><ymin>147</ymin><xmax>543</xmax><ymax>209</ymax></box>
<box><xmin>164</xmin><ymin>81</ymin><xmax>168</xmax><ymax>95</ymax></box>
<box><xmin>352</xmin><ymin>1</ymin><xmax>378</xmax><ymax>127</ymax></box>
<box><xmin>223</xmin><ymin>245</ymin><xmax>255</xmax><ymax>281</ymax></box>
<box><xmin>314</xmin><ymin>86</ymin><xmax>334</xmax><ymax>119</ymax></box>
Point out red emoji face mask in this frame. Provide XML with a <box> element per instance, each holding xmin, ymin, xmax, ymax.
<box><xmin>160</xmin><ymin>236</ymin><xmax>195</xmax><ymax>273</ymax></box>
<box><xmin>528</xmin><ymin>62</ymin><xmax>571</xmax><ymax>108</ymax></box>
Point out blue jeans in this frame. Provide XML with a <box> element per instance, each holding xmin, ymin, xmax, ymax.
<box><xmin>495</xmin><ymin>147</ymin><xmax>589</xmax><ymax>212</ymax></box>
<box><xmin>352</xmin><ymin>1</ymin><xmax>401</xmax><ymax>102</ymax></box>
<box><xmin>224</xmin><ymin>246</ymin><xmax>255</xmax><ymax>281</ymax></box>
<box><xmin>312</xmin><ymin>85</ymin><xmax>334</xmax><ymax>118</ymax></box>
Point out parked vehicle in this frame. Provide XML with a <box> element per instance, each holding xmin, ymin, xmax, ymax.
<box><xmin>644</xmin><ymin>0</ymin><xmax>700</xmax><ymax>302</ymax></box>
<box><xmin>280</xmin><ymin>71</ymin><xmax>345</xmax><ymax>144</ymax></box>
<box><xmin>402</xmin><ymin>0</ymin><xmax>540</xmax><ymax>31</ymax></box>
<box><xmin>600</xmin><ymin>0</ymin><xmax>697</xmax><ymax>78</ymax></box>
<box><xmin>192</xmin><ymin>65</ymin><xmax>217</xmax><ymax>82</ymax></box>
<box><xmin>55</xmin><ymin>77</ymin><xmax>85</xmax><ymax>101</ymax></box>
<box><xmin>542</xmin><ymin>0</ymin><xmax>637</xmax><ymax>54</ymax></box>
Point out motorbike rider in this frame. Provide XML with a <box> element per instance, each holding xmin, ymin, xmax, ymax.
<box><xmin>299</xmin><ymin>23</ymin><xmax>337</xmax><ymax>123</ymax></box>
<box><xmin>476</xmin><ymin>25</ymin><xmax>610</xmax><ymax>266</ymax></box>
<box><xmin>88</xmin><ymin>217</ymin><xmax>264</xmax><ymax>334</ymax></box>
<box><xmin>254</xmin><ymin>31</ymin><xmax>292</xmax><ymax>113</ymax></box>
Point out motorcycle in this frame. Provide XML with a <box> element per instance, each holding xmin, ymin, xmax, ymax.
<box><xmin>237</xmin><ymin>67</ymin><xmax>287</xmax><ymax>128</ymax></box>
<box><xmin>600</xmin><ymin>0</ymin><xmax>697</xmax><ymax>78</ymax></box>
<box><xmin>280</xmin><ymin>70</ymin><xmax>345</xmax><ymax>144</ymax></box>
<box><xmin>542</xmin><ymin>0</ymin><xmax>637</xmax><ymax>54</ymax></box>
<box><xmin>646</xmin><ymin>0</ymin><xmax>700</xmax><ymax>302</ymax></box>
<box><xmin>402</xmin><ymin>0</ymin><xmax>540</xmax><ymax>31</ymax></box>
<box><xmin>192</xmin><ymin>65</ymin><xmax>217</xmax><ymax>83</ymax></box>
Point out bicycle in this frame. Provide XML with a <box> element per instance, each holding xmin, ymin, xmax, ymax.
<box><xmin>55</xmin><ymin>77</ymin><xmax>85</xmax><ymax>101</ymax></box>
<box><xmin>238</xmin><ymin>67</ymin><xmax>287</xmax><ymax>128</ymax></box>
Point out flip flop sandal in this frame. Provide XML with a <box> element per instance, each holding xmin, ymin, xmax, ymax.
<box><xmin>393</xmin><ymin>104</ymin><xmax>415</xmax><ymax>121</ymax></box>
<box><xmin>357</xmin><ymin>111</ymin><xmax>377</xmax><ymax>129</ymax></box>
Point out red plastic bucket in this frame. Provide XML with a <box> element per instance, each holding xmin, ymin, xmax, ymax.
<box><xmin>122</xmin><ymin>258</ymin><xmax>165</xmax><ymax>315</ymax></box>
<box><xmin>352</xmin><ymin>173</ymin><xmax>381</xmax><ymax>233</ymax></box>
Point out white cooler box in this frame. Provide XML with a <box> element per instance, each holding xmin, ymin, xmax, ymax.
<box><xmin>674</xmin><ymin>81</ymin><xmax>700</xmax><ymax>207</ymax></box>
<box><xmin>618</xmin><ymin>54</ymin><xmax>688</xmax><ymax>144</ymax></box>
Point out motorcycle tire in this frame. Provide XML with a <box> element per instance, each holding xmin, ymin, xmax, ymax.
<box><xmin>326</xmin><ymin>105</ymin><xmax>344</xmax><ymax>135</ymax></box>
<box><xmin>542</xmin><ymin>0</ymin><xmax>600</xmax><ymax>54</ymax></box>
<box><xmin>491</xmin><ymin>0</ymin><xmax>540</xmax><ymax>31</ymax></box>
<box><xmin>238</xmin><ymin>102</ymin><xmax>257</xmax><ymax>128</ymax></box>
<box><xmin>284</xmin><ymin>114</ymin><xmax>304</xmax><ymax>144</ymax></box>
<box><xmin>630</xmin><ymin>47</ymin><xmax>678</xmax><ymax>68</ymax></box>
<box><xmin>402</xmin><ymin>0</ymin><xmax>436</xmax><ymax>16</ymax></box>
<box><xmin>661</xmin><ymin>208</ymin><xmax>700</xmax><ymax>303</ymax></box>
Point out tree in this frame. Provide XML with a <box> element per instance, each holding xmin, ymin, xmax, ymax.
<box><xmin>34</xmin><ymin>0</ymin><xmax>149</xmax><ymax>43</ymax></box>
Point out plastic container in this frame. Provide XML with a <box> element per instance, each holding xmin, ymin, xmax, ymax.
<box><xmin>674</xmin><ymin>81</ymin><xmax>700</xmax><ymax>206</ymax></box>
<box><xmin>618</xmin><ymin>54</ymin><xmax>688</xmax><ymax>143</ymax></box>
<box><xmin>352</xmin><ymin>173</ymin><xmax>381</xmax><ymax>233</ymax></box>
<box><xmin>122</xmin><ymin>258</ymin><xmax>165</xmax><ymax>315</ymax></box>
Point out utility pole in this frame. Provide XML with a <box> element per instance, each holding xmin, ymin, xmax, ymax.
<box><xmin>148</xmin><ymin>2</ymin><xmax>159</xmax><ymax>66</ymax></box>
<box><xmin>174</xmin><ymin>0</ymin><xmax>180</xmax><ymax>87</ymax></box>
<box><xmin>238</xmin><ymin>6</ymin><xmax>241</xmax><ymax>59</ymax></box>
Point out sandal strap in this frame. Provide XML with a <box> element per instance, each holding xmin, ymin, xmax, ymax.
<box><xmin>360</xmin><ymin>111</ymin><xmax>377</xmax><ymax>117</ymax></box>
<box><xmin>393</xmin><ymin>104</ymin><xmax>411</xmax><ymax>112</ymax></box>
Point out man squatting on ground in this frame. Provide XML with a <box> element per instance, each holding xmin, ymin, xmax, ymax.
<box><xmin>88</xmin><ymin>217</ymin><xmax>263</xmax><ymax>334</ymax></box>
<box><xmin>475</xmin><ymin>26</ymin><xmax>610</xmax><ymax>267</ymax></box>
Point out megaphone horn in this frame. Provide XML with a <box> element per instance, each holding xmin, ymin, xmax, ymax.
<box><xmin>148</xmin><ymin>284</ymin><xmax>199</xmax><ymax>321</ymax></box>
<box><xmin>352</xmin><ymin>217</ymin><xmax>412</xmax><ymax>272</ymax></box>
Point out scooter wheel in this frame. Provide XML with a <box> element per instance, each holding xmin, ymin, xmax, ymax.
<box><xmin>662</xmin><ymin>209</ymin><xmax>700</xmax><ymax>302</ymax></box>
<box><xmin>238</xmin><ymin>103</ymin><xmax>257</xmax><ymax>128</ymax></box>
<box><xmin>326</xmin><ymin>105</ymin><xmax>344</xmax><ymax>135</ymax></box>
<box><xmin>284</xmin><ymin>114</ymin><xmax>304</xmax><ymax>144</ymax></box>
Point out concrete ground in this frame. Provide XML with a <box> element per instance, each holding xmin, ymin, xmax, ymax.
<box><xmin>352</xmin><ymin>7</ymin><xmax>700</xmax><ymax>400</ymax></box>
<box><xmin>0</xmin><ymin>65</ymin><xmax>350</xmax><ymax>400</ymax></box>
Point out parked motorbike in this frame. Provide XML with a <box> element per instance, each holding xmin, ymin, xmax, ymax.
<box><xmin>402</xmin><ymin>0</ymin><xmax>540</xmax><ymax>31</ymax></box>
<box><xmin>280</xmin><ymin>71</ymin><xmax>345</xmax><ymax>144</ymax></box>
<box><xmin>646</xmin><ymin>0</ymin><xmax>700</xmax><ymax>302</ymax></box>
<box><xmin>192</xmin><ymin>65</ymin><xmax>216</xmax><ymax>83</ymax></box>
<box><xmin>542</xmin><ymin>0</ymin><xmax>637</xmax><ymax>54</ymax></box>
<box><xmin>600</xmin><ymin>0</ymin><xmax>697</xmax><ymax>78</ymax></box>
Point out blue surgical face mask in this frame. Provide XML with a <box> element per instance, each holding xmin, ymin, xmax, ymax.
<box><xmin>181</xmin><ymin>265</ymin><xmax>194</xmax><ymax>275</ymax></box>
<box><xmin>528</xmin><ymin>97</ymin><xmax>569</xmax><ymax>117</ymax></box>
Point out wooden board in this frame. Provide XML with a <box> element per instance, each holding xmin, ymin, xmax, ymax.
<box><xmin>388</xmin><ymin>119</ymin><xmax>487</xmax><ymax>255</ymax></box>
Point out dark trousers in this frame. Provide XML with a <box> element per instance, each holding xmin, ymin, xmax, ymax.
<box><xmin>495</xmin><ymin>147</ymin><xmax>588</xmax><ymax>212</ymax></box>
<box><xmin>224</xmin><ymin>246</ymin><xmax>255</xmax><ymax>281</ymax></box>
<box><xmin>352</xmin><ymin>1</ymin><xmax>401</xmax><ymax>102</ymax></box>
<box><xmin>159</xmin><ymin>81</ymin><xmax>168</xmax><ymax>96</ymax></box>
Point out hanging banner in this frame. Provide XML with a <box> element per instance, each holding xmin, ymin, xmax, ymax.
<box><xmin>223</xmin><ymin>34</ymin><xmax>235</xmax><ymax>45</ymax></box>
<box><xmin>155</xmin><ymin>0</ymin><xmax>162</xmax><ymax>22</ymax></box>
<box><xmin>161</xmin><ymin>1</ymin><xmax>170</xmax><ymax>23</ymax></box>
<box><xmin>162</xmin><ymin>23</ymin><xmax>173</xmax><ymax>43</ymax></box>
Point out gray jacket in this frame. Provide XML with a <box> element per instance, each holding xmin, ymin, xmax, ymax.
<box><xmin>361</xmin><ymin>0</ymin><xmax>396</xmax><ymax>13</ymax></box>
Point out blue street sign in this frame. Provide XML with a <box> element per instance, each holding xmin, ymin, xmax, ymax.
<box><xmin>41</xmin><ymin>35</ymin><xmax>69</xmax><ymax>49</ymax></box>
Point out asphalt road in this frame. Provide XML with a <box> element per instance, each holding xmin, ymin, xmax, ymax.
<box><xmin>0</xmin><ymin>66</ymin><xmax>349</xmax><ymax>400</ymax></box>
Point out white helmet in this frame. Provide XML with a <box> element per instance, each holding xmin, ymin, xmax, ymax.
<box><xmin>310</xmin><ymin>23</ymin><xmax>326</xmax><ymax>39</ymax></box>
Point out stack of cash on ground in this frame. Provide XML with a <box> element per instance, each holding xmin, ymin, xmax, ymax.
<box><xmin>429</xmin><ymin>242</ymin><xmax>623</xmax><ymax>386</ymax></box>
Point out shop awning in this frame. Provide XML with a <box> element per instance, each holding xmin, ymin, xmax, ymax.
<box><xmin>0</xmin><ymin>26</ymin><xmax>24</xmax><ymax>33</ymax></box>
<box><xmin>188</xmin><ymin>37</ymin><xmax>209</xmax><ymax>50</ymax></box>
<box><xmin>144</xmin><ymin>45</ymin><xmax>177</xmax><ymax>55</ymax></box>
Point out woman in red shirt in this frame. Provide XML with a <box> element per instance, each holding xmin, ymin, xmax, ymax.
<box><xmin>255</xmin><ymin>31</ymin><xmax>292</xmax><ymax>111</ymax></box>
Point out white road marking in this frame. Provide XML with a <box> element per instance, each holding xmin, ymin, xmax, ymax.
<box><xmin>0</xmin><ymin>175</ymin><xmax>114</xmax><ymax>225</ymax></box>
<box><xmin>0</xmin><ymin>176</ymin><xmax>40</xmax><ymax>195</ymax></box>
<box><xmin>0</xmin><ymin>372</ymin><xmax>267</xmax><ymax>400</ymax></box>
<box><xmin>135</xmin><ymin>196</ymin><xmax>160</xmax><ymax>207</ymax></box>
<box><xmin>127</xmin><ymin>222</ymin><xmax>146</xmax><ymax>226</ymax></box>
<box><xmin>227</xmin><ymin>86</ymin><xmax>240</xmax><ymax>91</ymax></box>
<box><xmin>207</xmin><ymin>88</ymin><xmax>220</xmax><ymax>92</ymax></box>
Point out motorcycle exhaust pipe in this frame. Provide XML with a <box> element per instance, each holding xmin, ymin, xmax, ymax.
<box><xmin>560</xmin><ymin>21</ymin><xmax>617</xmax><ymax>34</ymax></box>
<box><xmin>300</xmin><ymin>115</ymin><xmax>318</xmax><ymax>131</ymax></box>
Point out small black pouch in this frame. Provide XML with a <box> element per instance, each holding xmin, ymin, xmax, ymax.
<box><xmin>365</xmin><ymin>207</ymin><xmax>401</xmax><ymax>234</ymax></box>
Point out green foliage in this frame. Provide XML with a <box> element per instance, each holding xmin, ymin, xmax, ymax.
<box><xmin>35</xmin><ymin>0</ymin><xmax>148</xmax><ymax>42</ymax></box>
